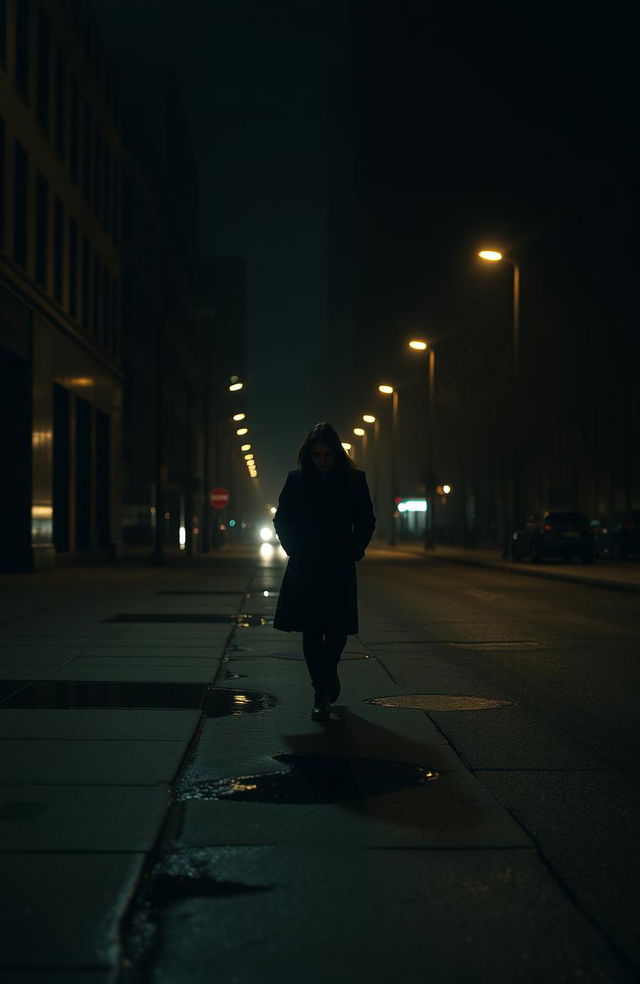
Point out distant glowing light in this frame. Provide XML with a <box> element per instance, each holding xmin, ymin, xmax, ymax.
<box><xmin>342</xmin><ymin>442</ymin><xmax>352</xmax><ymax>451</ymax></box>
<box><xmin>409</xmin><ymin>339</ymin><xmax>427</xmax><ymax>350</ymax></box>
<box><xmin>263</xmin><ymin>590</ymin><xmax>270</xmax><ymax>597</ymax></box>
<box><xmin>244</xmin><ymin>453</ymin><xmax>254</xmax><ymax>460</ymax></box>
<box><xmin>269</xmin><ymin>506</ymin><xmax>277</xmax><ymax>515</ymax></box>
<box><xmin>478</xmin><ymin>249</ymin><xmax>503</xmax><ymax>262</ymax></box>
<box><xmin>442</xmin><ymin>484</ymin><xmax>452</xmax><ymax>494</ymax></box>
<box><xmin>179</xmin><ymin>525</ymin><xmax>187</xmax><ymax>548</ymax></box>
<box><xmin>362</xmin><ymin>414</ymin><xmax>376</xmax><ymax>423</ymax></box>
<box><xmin>233</xmin><ymin>412</ymin><xmax>246</xmax><ymax>421</ymax></box>
<box><xmin>378</xmin><ymin>384</ymin><xmax>394</xmax><ymax>394</ymax></box>
<box><xmin>229</xmin><ymin>519</ymin><xmax>236</xmax><ymax>527</ymax></box>
<box><xmin>259</xmin><ymin>542</ymin><xmax>275</xmax><ymax>560</ymax></box>
<box><xmin>353</xmin><ymin>427</ymin><xmax>365</xmax><ymax>437</ymax></box>
<box><xmin>397</xmin><ymin>499</ymin><xmax>427</xmax><ymax>513</ymax></box>
<box><xmin>236</xmin><ymin>427</ymin><xmax>248</xmax><ymax>436</ymax></box>
<box><xmin>229</xmin><ymin>382</ymin><xmax>243</xmax><ymax>392</ymax></box>
<box><xmin>241</xmin><ymin>444</ymin><xmax>251</xmax><ymax>452</ymax></box>
<box><xmin>260</xmin><ymin>526</ymin><xmax>273</xmax><ymax>542</ymax></box>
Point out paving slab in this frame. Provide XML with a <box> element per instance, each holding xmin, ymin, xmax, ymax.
<box><xmin>0</xmin><ymin>784</ymin><xmax>170</xmax><ymax>851</ymax></box>
<box><xmin>0</xmin><ymin>853</ymin><xmax>144</xmax><ymax>969</ymax></box>
<box><xmin>148</xmin><ymin>846</ymin><xmax>631</xmax><ymax>984</ymax></box>
<box><xmin>45</xmin><ymin>665</ymin><xmax>218</xmax><ymax>683</ymax></box>
<box><xmin>0</xmin><ymin>739</ymin><xmax>189</xmax><ymax>784</ymax></box>
<box><xmin>0</xmin><ymin>709</ymin><xmax>201</xmax><ymax>740</ymax></box>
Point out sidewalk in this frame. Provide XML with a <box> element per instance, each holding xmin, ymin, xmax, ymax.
<box><xmin>377</xmin><ymin>542</ymin><xmax>640</xmax><ymax>593</ymax></box>
<box><xmin>0</xmin><ymin>550</ymin><xmax>634</xmax><ymax>982</ymax></box>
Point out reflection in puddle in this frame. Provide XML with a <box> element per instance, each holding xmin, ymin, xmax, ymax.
<box><xmin>0</xmin><ymin>681</ymin><xmax>276</xmax><ymax>717</ymax></box>
<box><xmin>178</xmin><ymin>754</ymin><xmax>438</xmax><ymax>804</ymax></box>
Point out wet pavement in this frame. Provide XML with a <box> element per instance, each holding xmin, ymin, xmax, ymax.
<box><xmin>1</xmin><ymin>546</ymin><xmax>639</xmax><ymax>982</ymax></box>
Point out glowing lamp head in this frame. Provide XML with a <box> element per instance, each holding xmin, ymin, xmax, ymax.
<box><xmin>409</xmin><ymin>340</ymin><xmax>427</xmax><ymax>351</ymax></box>
<box><xmin>229</xmin><ymin>382</ymin><xmax>243</xmax><ymax>392</ymax></box>
<box><xmin>353</xmin><ymin>427</ymin><xmax>365</xmax><ymax>437</ymax></box>
<box><xmin>442</xmin><ymin>484</ymin><xmax>451</xmax><ymax>494</ymax></box>
<box><xmin>362</xmin><ymin>414</ymin><xmax>376</xmax><ymax>424</ymax></box>
<box><xmin>232</xmin><ymin>412</ymin><xmax>246</xmax><ymax>422</ymax></box>
<box><xmin>478</xmin><ymin>250</ymin><xmax>503</xmax><ymax>262</ymax></box>
<box><xmin>241</xmin><ymin>444</ymin><xmax>251</xmax><ymax>452</ymax></box>
<box><xmin>342</xmin><ymin>442</ymin><xmax>352</xmax><ymax>451</ymax></box>
<box><xmin>378</xmin><ymin>384</ymin><xmax>394</xmax><ymax>395</ymax></box>
<box><xmin>236</xmin><ymin>427</ymin><xmax>248</xmax><ymax>436</ymax></box>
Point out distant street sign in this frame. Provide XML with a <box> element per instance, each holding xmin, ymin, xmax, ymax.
<box><xmin>210</xmin><ymin>487</ymin><xmax>230</xmax><ymax>510</ymax></box>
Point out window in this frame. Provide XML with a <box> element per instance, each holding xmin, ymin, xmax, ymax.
<box><xmin>1</xmin><ymin>0</ymin><xmax>7</xmax><ymax>69</ymax></box>
<box><xmin>68</xmin><ymin>219</ymin><xmax>78</xmax><ymax>317</ymax></box>
<box><xmin>53</xmin><ymin>198</ymin><xmax>64</xmax><ymax>303</ymax></box>
<box><xmin>54</xmin><ymin>47</ymin><xmax>65</xmax><ymax>158</ymax></box>
<box><xmin>82</xmin><ymin>103</ymin><xmax>91</xmax><ymax>200</ymax></box>
<box><xmin>0</xmin><ymin>117</ymin><xmax>5</xmax><ymax>248</ymax></box>
<box><xmin>13</xmin><ymin>141</ymin><xmax>28</xmax><ymax>268</ymax></box>
<box><xmin>35</xmin><ymin>172</ymin><xmax>48</xmax><ymax>287</ymax></box>
<box><xmin>93</xmin><ymin>251</ymin><xmax>101</xmax><ymax>340</ymax></box>
<box><xmin>15</xmin><ymin>0</ymin><xmax>30</xmax><ymax>99</ymax></box>
<box><xmin>69</xmin><ymin>78</ymin><xmax>79</xmax><ymax>181</ymax></box>
<box><xmin>93</xmin><ymin>124</ymin><xmax>101</xmax><ymax>216</ymax></box>
<box><xmin>36</xmin><ymin>7</ymin><xmax>51</xmax><ymax>133</ymax></box>
<box><xmin>103</xmin><ymin>264</ymin><xmax>110</xmax><ymax>350</ymax></box>
<box><xmin>81</xmin><ymin>236</ymin><xmax>90</xmax><ymax>330</ymax></box>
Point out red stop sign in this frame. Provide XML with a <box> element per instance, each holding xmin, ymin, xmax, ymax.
<box><xmin>209</xmin><ymin>487</ymin><xmax>230</xmax><ymax>509</ymax></box>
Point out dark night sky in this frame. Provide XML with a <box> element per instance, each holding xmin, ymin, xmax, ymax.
<box><xmin>97</xmin><ymin>0</ymin><xmax>637</xmax><ymax>506</ymax></box>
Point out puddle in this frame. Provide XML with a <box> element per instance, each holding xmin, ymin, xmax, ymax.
<box><xmin>0</xmin><ymin>681</ymin><xmax>276</xmax><ymax>716</ymax></box>
<box><xmin>271</xmin><ymin>651</ymin><xmax>370</xmax><ymax>661</ymax></box>
<box><xmin>105</xmin><ymin>613</ymin><xmax>236</xmax><ymax>623</ymax></box>
<box><xmin>364</xmin><ymin>694</ymin><xmax>513</xmax><ymax>711</ymax></box>
<box><xmin>156</xmin><ymin>591</ymin><xmax>246</xmax><ymax>596</ymax></box>
<box><xmin>177</xmin><ymin>754</ymin><xmax>438</xmax><ymax>804</ymax></box>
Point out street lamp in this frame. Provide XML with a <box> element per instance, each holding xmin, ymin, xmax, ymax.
<box><xmin>353</xmin><ymin>426</ymin><xmax>367</xmax><ymax>465</ymax></box>
<box><xmin>478</xmin><ymin>248</ymin><xmax>521</xmax><ymax>557</ymax></box>
<box><xmin>362</xmin><ymin>413</ymin><xmax>380</xmax><ymax>521</ymax></box>
<box><xmin>378</xmin><ymin>383</ymin><xmax>398</xmax><ymax>545</ymax></box>
<box><xmin>408</xmin><ymin>338</ymin><xmax>436</xmax><ymax>550</ymax></box>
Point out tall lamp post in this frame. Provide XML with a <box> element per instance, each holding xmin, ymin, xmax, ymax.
<box><xmin>478</xmin><ymin>249</ymin><xmax>521</xmax><ymax>558</ymax></box>
<box><xmin>408</xmin><ymin>339</ymin><xmax>436</xmax><ymax>550</ymax></box>
<box><xmin>362</xmin><ymin>414</ymin><xmax>379</xmax><ymax>522</ymax></box>
<box><xmin>353</xmin><ymin>427</ymin><xmax>367</xmax><ymax>466</ymax></box>
<box><xmin>378</xmin><ymin>384</ymin><xmax>398</xmax><ymax>546</ymax></box>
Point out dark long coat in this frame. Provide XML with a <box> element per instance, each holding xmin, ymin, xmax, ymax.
<box><xmin>273</xmin><ymin>466</ymin><xmax>376</xmax><ymax>635</ymax></box>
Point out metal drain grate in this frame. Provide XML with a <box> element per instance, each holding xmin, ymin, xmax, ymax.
<box><xmin>364</xmin><ymin>694</ymin><xmax>513</xmax><ymax>711</ymax></box>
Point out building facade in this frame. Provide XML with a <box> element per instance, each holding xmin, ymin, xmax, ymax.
<box><xmin>0</xmin><ymin>0</ymin><xmax>122</xmax><ymax>570</ymax></box>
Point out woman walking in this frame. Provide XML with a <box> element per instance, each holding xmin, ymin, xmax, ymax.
<box><xmin>273</xmin><ymin>422</ymin><xmax>376</xmax><ymax>721</ymax></box>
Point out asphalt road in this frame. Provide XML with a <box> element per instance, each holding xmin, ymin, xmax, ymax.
<box><xmin>357</xmin><ymin>552</ymin><xmax>640</xmax><ymax>975</ymax></box>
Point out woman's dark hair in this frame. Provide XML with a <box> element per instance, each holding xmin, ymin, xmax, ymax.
<box><xmin>298</xmin><ymin>422</ymin><xmax>354</xmax><ymax>474</ymax></box>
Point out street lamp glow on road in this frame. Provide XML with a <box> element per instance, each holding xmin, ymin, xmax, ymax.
<box><xmin>236</xmin><ymin>427</ymin><xmax>248</xmax><ymax>436</ymax></box>
<box><xmin>353</xmin><ymin>427</ymin><xmax>365</xmax><ymax>437</ymax></box>
<box><xmin>378</xmin><ymin>384</ymin><xmax>394</xmax><ymax>394</ymax></box>
<box><xmin>478</xmin><ymin>249</ymin><xmax>503</xmax><ymax>262</ymax></box>
<box><xmin>362</xmin><ymin>414</ymin><xmax>376</xmax><ymax>424</ymax></box>
<box><xmin>232</xmin><ymin>412</ymin><xmax>246</xmax><ymax>421</ymax></box>
<box><xmin>409</xmin><ymin>339</ymin><xmax>427</xmax><ymax>351</ymax></box>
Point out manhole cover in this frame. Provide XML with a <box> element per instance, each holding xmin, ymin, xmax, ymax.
<box><xmin>448</xmin><ymin>641</ymin><xmax>539</xmax><ymax>649</ymax></box>
<box><xmin>177</xmin><ymin>754</ymin><xmax>438</xmax><ymax>804</ymax></box>
<box><xmin>0</xmin><ymin>681</ymin><xmax>276</xmax><ymax>716</ymax></box>
<box><xmin>271</xmin><ymin>651</ymin><xmax>370</xmax><ymax>661</ymax></box>
<box><xmin>364</xmin><ymin>694</ymin><xmax>513</xmax><ymax>711</ymax></box>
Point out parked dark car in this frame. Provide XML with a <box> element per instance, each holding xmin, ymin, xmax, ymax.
<box><xmin>611</xmin><ymin>511</ymin><xmax>640</xmax><ymax>559</ymax></box>
<box><xmin>511</xmin><ymin>511</ymin><xmax>595</xmax><ymax>564</ymax></box>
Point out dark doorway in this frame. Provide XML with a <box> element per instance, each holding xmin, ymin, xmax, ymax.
<box><xmin>53</xmin><ymin>383</ymin><xmax>70</xmax><ymax>552</ymax></box>
<box><xmin>95</xmin><ymin>408</ymin><xmax>111</xmax><ymax>550</ymax></box>
<box><xmin>75</xmin><ymin>394</ymin><xmax>92</xmax><ymax>550</ymax></box>
<box><xmin>0</xmin><ymin>346</ymin><xmax>31</xmax><ymax>570</ymax></box>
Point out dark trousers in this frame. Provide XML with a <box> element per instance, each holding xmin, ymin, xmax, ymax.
<box><xmin>302</xmin><ymin>627</ymin><xmax>347</xmax><ymax>689</ymax></box>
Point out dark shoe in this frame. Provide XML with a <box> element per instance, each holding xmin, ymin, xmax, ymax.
<box><xmin>328</xmin><ymin>668</ymin><xmax>341</xmax><ymax>704</ymax></box>
<box><xmin>311</xmin><ymin>687</ymin><xmax>330</xmax><ymax>722</ymax></box>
